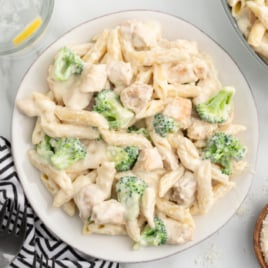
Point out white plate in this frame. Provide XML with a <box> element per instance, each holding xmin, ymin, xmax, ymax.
<box><xmin>12</xmin><ymin>10</ymin><xmax>259</xmax><ymax>263</ymax></box>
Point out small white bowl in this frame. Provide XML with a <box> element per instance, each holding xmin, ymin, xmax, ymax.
<box><xmin>12</xmin><ymin>10</ymin><xmax>259</xmax><ymax>263</ymax></box>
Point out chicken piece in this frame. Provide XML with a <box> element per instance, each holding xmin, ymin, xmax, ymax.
<box><xmin>193</xmin><ymin>69</ymin><xmax>221</xmax><ymax>105</ymax></box>
<box><xmin>171</xmin><ymin>171</ymin><xmax>197</xmax><ymax>208</ymax></box>
<box><xmin>74</xmin><ymin>184</ymin><xmax>105</xmax><ymax>221</ymax></box>
<box><xmin>166</xmin><ymin>62</ymin><xmax>198</xmax><ymax>85</ymax></box>
<box><xmin>91</xmin><ymin>199</ymin><xmax>126</xmax><ymax>225</ymax></box>
<box><xmin>163</xmin><ymin>97</ymin><xmax>192</xmax><ymax>127</ymax></box>
<box><xmin>187</xmin><ymin>118</ymin><xmax>218</xmax><ymax>140</ymax></box>
<box><xmin>133</xmin><ymin>147</ymin><xmax>163</xmax><ymax>171</ymax></box>
<box><xmin>16</xmin><ymin>95</ymin><xmax>39</xmax><ymax>117</ymax></box>
<box><xmin>120</xmin><ymin>20</ymin><xmax>161</xmax><ymax>49</ymax></box>
<box><xmin>120</xmin><ymin>82</ymin><xmax>153</xmax><ymax>113</ymax></box>
<box><xmin>47</xmin><ymin>65</ymin><xmax>92</xmax><ymax>109</ymax></box>
<box><xmin>63</xmin><ymin>87</ymin><xmax>93</xmax><ymax>110</ymax></box>
<box><xmin>192</xmin><ymin>57</ymin><xmax>210</xmax><ymax>80</ymax></box>
<box><xmin>161</xmin><ymin>217</ymin><xmax>194</xmax><ymax>245</ymax></box>
<box><xmin>80</xmin><ymin>63</ymin><xmax>107</xmax><ymax>93</ymax></box>
<box><xmin>107</xmin><ymin>61</ymin><xmax>133</xmax><ymax>88</ymax></box>
<box><xmin>132</xmin><ymin>20</ymin><xmax>161</xmax><ymax>49</ymax></box>
<box><xmin>53</xmin><ymin>171</ymin><xmax>98</xmax><ymax>208</ymax></box>
<box><xmin>47</xmin><ymin>65</ymin><xmax>67</xmax><ymax>105</ymax></box>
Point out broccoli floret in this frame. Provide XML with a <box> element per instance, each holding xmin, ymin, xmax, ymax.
<box><xmin>133</xmin><ymin>217</ymin><xmax>168</xmax><ymax>249</ymax></box>
<box><xmin>93</xmin><ymin>89</ymin><xmax>134</xmax><ymax>129</ymax></box>
<box><xmin>107</xmin><ymin>146</ymin><xmax>139</xmax><ymax>172</ymax></box>
<box><xmin>116</xmin><ymin>176</ymin><xmax>147</xmax><ymax>220</ymax></box>
<box><xmin>127</xmin><ymin>126</ymin><xmax>150</xmax><ymax>140</ymax></box>
<box><xmin>36</xmin><ymin>135</ymin><xmax>53</xmax><ymax>161</ymax></box>
<box><xmin>203</xmin><ymin>132</ymin><xmax>246</xmax><ymax>175</ymax></box>
<box><xmin>196</xmin><ymin>86</ymin><xmax>235</xmax><ymax>124</ymax></box>
<box><xmin>54</xmin><ymin>47</ymin><xmax>84</xmax><ymax>81</ymax></box>
<box><xmin>153</xmin><ymin>113</ymin><xmax>178</xmax><ymax>137</ymax></box>
<box><xmin>49</xmin><ymin>137</ymin><xmax>87</xmax><ymax>169</ymax></box>
<box><xmin>36</xmin><ymin>135</ymin><xmax>87</xmax><ymax>170</ymax></box>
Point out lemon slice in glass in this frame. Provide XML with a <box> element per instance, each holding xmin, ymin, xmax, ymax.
<box><xmin>13</xmin><ymin>17</ymin><xmax>43</xmax><ymax>46</ymax></box>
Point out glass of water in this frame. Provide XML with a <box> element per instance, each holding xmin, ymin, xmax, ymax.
<box><xmin>0</xmin><ymin>0</ymin><xmax>54</xmax><ymax>55</ymax></box>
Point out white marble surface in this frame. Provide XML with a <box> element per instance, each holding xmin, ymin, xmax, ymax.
<box><xmin>1</xmin><ymin>0</ymin><xmax>268</xmax><ymax>267</ymax></box>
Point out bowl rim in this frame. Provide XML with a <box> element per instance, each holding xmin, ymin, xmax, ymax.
<box><xmin>0</xmin><ymin>0</ymin><xmax>55</xmax><ymax>56</ymax></box>
<box><xmin>11</xmin><ymin>8</ymin><xmax>260</xmax><ymax>263</ymax></box>
<box><xmin>220</xmin><ymin>0</ymin><xmax>268</xmax><ymax>70</ymax></box>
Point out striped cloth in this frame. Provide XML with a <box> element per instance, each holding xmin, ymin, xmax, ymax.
<box><xmin>0</xmin><ymin>137</ymin><xmax>119</xmax><ymax>268</ymax></box>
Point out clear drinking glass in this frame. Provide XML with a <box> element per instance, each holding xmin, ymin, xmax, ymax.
<box><xmin>0</xmin><ymin>0</ymin><xmax>54</xmax><ymax>55</ymax></box>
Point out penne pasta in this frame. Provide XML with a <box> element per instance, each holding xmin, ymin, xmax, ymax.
<box><xmin>125</xmin><ymin>219</ymin><xmax>141</xmax><ymax>242</ymax></box>
<box><xmin>158</xmin><ymin>166</ymin><xmax>184</xmax><ymax>198</ymax></box>
<box><xmin>41</xmin><ymin>121</ymin><xmax>100</xmax><ymax>139</ymax></box>
<box><xmin>100</xmin><ymin>129</ymin><xmax>152</xmax><ymax>149</ymax></box>
<box><xmin>156</xmin><ymin>198</ymin><xmax>195</xmax><ymax>228</ymax></box>
<box><xmin>67</xmin><ymin>43</ymin><xmax>94</xmax><ymax>56</ymax></box>
<box><xmin>32</xmin><ymin>117</ymin><xmax>45</xmax><ymax>145</ymax></box>
<box><xmin>83</xmin><ymin>29</ymin><xmax>109</xmax><ymax>63</ymax></box>
<box><xmin>55</xmin><ymin>106</ymin><xmax>109</xmax><ymax>129</ymax></box>
<box><xmin>246</xmin><ymin>1</ymin><xmax>268</xmax><ymax>29</ymax></box>
<box><xmin>195</xmin><ymin>160</ymin><xmax>214</xmax><ymax>214</ymax></box>
<box><xmin>28</xmin><ymin>150</ymin><xmax>73</xmax><ymax>194</ymax></box>
<box><xmin>141</xmin><ymin>187</ymin><xmax>156</xmax><ymax>228</ymax></box>
<box><xmin>106</xmin><ymin>27</ymin><xmax>123</xmax><ymax>62</ymax></box>
<box><xmin>150</xmin><ymin>131</ymin><xmax>179</xmax><ymax>171</ymax></box>
<box><xmin>135</xmin><ymin>100</ymin><xmax>164</xmax><ymax>119</ymax></box>
<box><xmin>248</xmin><ymin>19</ymin><xmax>266</xmax><ymax>47</ymax></box>
<box><xmin>62</xmin><ymin>200</ymin><xmax>76</xmax><ymax>216</ymax></box>
<box><xmin>83</xmin><ymin>222</ymin><xmax>127</xmax><ymax>235</ymax></box>
<box><xmin>96</xmin><ymin>161</ymin><xmax>116</xmax><ymax>199</ymax></box>
<box><xmin>170</xmin><ymin>135</ymin><xmax>201</xmax><ymax>172</ymax></box>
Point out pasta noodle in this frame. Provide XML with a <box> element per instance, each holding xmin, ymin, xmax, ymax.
<box><xmin>141</xmin><ymin>187</ymin><xmax>156</xmax><ymax>228</ymax></box>
<box><xmin>55</xmin><ymin>106</ymin><xmax>109</xmax><ymax>129</ymax></box>
<box><xmin>195</xmin><ymin>160</ymin><xmax>214</xmax><ymax>214</ymax></box>
<box><xmin>100</xmin><ymin>129</ymin><xmax>152</xmax><ymax>149</ymax></box>
<box><xmin>28</xmin><ymin>150</ymin><xmax>73</xmax><ymax>194</ymax></box>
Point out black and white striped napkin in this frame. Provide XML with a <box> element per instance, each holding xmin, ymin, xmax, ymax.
<box><xmin>0</xmin><ymin>136</ymin><xmax>119</xmax><ymax>268</ymax></box>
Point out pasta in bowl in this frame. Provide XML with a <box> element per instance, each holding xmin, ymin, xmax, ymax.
<box><xmin>12</xmin><ymin>10</ymin><xmax>258</xmax><ymax>262</ymax></box>
<box><xmin>221</xmin><ymin>0</ymin><xmax>268</xmax><ymax>67</ymax></box>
